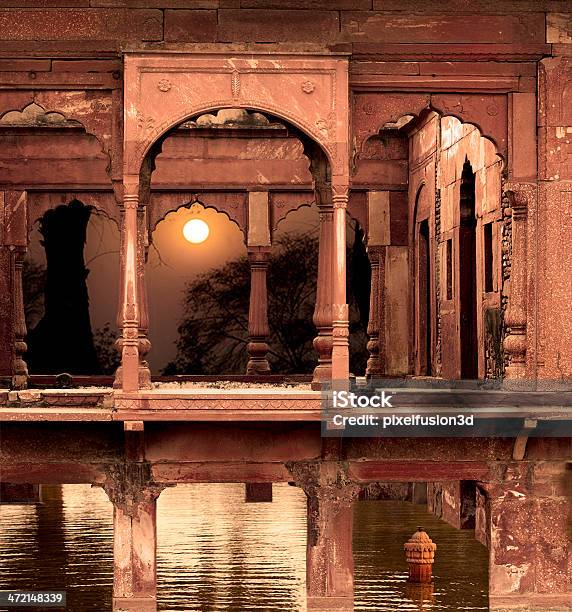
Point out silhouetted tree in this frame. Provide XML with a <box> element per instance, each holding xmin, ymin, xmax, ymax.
<box><xmin>164</xmin><ymin>229</ymin><xmax>370</xmax><ymax>376</ymax></box>
<box><xmin>26</xmin><ymin>201</ymin><xmax>101</xmax><ymax>374</ymax></box>
<box><xmin>93</xmin><ymin>322</ymin><xmax>121</xmax><ymax>375</ymax></box>
<box><xmin>22</xmin><ymin>259</ymin><xmax>46</xmax><ymax>331</ymax></box>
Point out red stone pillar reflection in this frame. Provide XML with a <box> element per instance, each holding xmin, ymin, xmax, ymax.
<box><xmin>331</xmin><ymin>184</ymin><xmax>350</xmax><ymax>382</ymax></box>
<box><xmin>103</xmin><ymin>478</ymin><xmax>164</xmax><ymax>612</ymax></box>
<box><xmin>246</xmin><ymin>247</ymin><xmax>271</xmax><ymax>374</ymax></box>
<box><xmin>312</xmin><ymin>188</ymin><xmax>334</xmax><ymax>388</ymax></box>
<box><xmin>503</xmin><ymin>183</ymin><xmax>532</xmax><ymax>382</ymax></box>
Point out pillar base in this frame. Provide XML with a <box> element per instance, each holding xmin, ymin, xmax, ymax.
<box><xmin>307</xmin><ymin>596</ymin><xmax>354</xmax><ymax>610</ymax></box>
<box><xmin>490</xmin><ymin>594</ymin><xmax>572</xmax><ymax>611</ymax></box>
<box><xmin>113</xmin><ymin>596</ymin><xmax>157</xmax><ymax>612</ymax></box>
<box><xmin>10</xmin><ymin>374</ymin><xmax>28</xmax><ymax>390</ymax></box>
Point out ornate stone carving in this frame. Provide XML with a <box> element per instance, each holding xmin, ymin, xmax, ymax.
<box><xmin>404</xmin><ymin>529</ymin><xmax>437</xmax><ymax>583</ymax></box>
<box><xmin>502</xmin><ymin>182</ymin><xmax>534</xmax><ymax>381</ymax></box>
<box><xmin>312</xmin><ymin>192</ymin><xmax>334</xmax><ymax>388</ymax></box>
<box><xmin>366</xmin><ymin>246</ymin><xmax>384</xmax><ymax>378</ymax></box>
<box><xmin>157</xmin><ymin>78</ymin><xmax>171</xmax><ymax>92</ymax></box>
<box><xmin>231</xmin><ymin>70</ymin><xmax>241</xmax><ymax>99</ymax></box>
<box><xmin>11</xmin><ymin>247</ymin><xmax>28</xmax><ymax>390</ymax></box>
<box><xmin>301</xmin><ymin>80</ymin><xmax>315</xmax><ymax>94</ymax></box>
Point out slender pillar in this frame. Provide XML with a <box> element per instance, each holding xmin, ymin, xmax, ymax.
<box><xmin>246</xmin><ymin>247</ymin><xmax>271</xmax><ymax>374</ymax></box>
<box><xmin>365</xmin><ymin>246</ymin><xmax>383</xmax><ymax>378</ymax></box>
<box><xmin>290</xmin><ymin>462</ymin><xmax>359</xmax><ymax>610</ymax></box>
<box><xmin>312</xmin><ymin>185</ymin><xmax>334</xmax><ymax>388</ymax></box>
<box><xmin>115</xmin><ymin>177</ymin><xmax>151</xmax><ymax>391</ymax></box>
<box><xmin>11</xmin><ymin>246</ymin><xmax>29</xmax><ymax>389</ymax></box>
<box><xmin>365</xmin><ymin>191</ymin><xmax>390</xmax><ymax>378</ymax></box>
<box><xmin>1</xmin><ymin>191</ymin><xmax>28</xmax><ymax>388</ymax></box>
<box><xmin>137</xmin><ymin>205</ymin><xmax>151</xmax><ymax>388</ymax></box>
<box><xmin>103</xmin><ymin>473</ymin><xmax>164</xmax><ymax>612</ymax></box>
<box><xmin>331</xmin><ymin>184</ymin><xmax>350</xmax><ymax>382</ymax></box>
<box><xmin>503</xmin><ymin>183</ymin><xmax>532</xmax><ymax>383</ymax></box>
<box><xmin>484</xmin><ymin>463</ymin><xmax>571</xmax><ymax>611</ymax></box>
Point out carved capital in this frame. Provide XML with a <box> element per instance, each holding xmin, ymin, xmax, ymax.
<box><xmin>332</xmin><ymin>303</ymin><xmax>349</xmax><ymax>322</ymax></box>
<box><xmin>247</xmin><ymin>248</ymin><xmax>271</xmax><ymax>268</ymax></box>
<box><xmin>503</xmin><ymin>182</ymin><xmax>536</xmax><ymax>220</ymax></box>
<box><xmin>101</xmin><ymin>463</ymin><xmax>166</xmax><ymax>515</ymax></box>
<box><xmin>366</xmin><ymin>245</ymin><xmax>383</xmax><ymax>263</ymax></box>
<box><xmin>286</xmin><ymin>461</ymin><xmax>359</xmax><ymax>505</ymax></box>
<box><xmin>332</xmin><ymin>184</ymin><xmax>349</xmax><ymax>209</ymax></box>
<box><xmin>123</xmin><ymin>195</ymin><xmax>139</xmax><ymax>211</ymax></box>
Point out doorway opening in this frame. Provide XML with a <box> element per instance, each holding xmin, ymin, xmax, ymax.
<box><xmin>459</xmin><ymin>159</ymin><xmax>478</xmax><ymax>379</ymax></box>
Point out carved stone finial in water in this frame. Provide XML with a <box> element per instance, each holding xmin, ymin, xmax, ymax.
<box><xmin>404</xmin><ymin>527</ymin><xmax>437</xmax><ymax>583</ymax></box>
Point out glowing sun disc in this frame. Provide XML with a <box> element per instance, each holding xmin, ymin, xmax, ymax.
<box><xmin>183</xmin><ymin>218</ymin><xmax>210</xmax><ymax>244</ymax></box>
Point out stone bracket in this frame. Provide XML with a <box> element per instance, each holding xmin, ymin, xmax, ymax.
<box><xmin>512</xmin><ymin>418</ymin><xmax>537</xmax><ymax>461</ymax></box>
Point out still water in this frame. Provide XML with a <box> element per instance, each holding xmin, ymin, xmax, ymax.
<box><xmin>0</xmin><ymin>484</ymin><xmax>488</xmax><ymax>611</ymax></box>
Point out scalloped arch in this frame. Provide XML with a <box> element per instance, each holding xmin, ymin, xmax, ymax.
<box><xmin>151</xmin><ymin>198</ymin><xmax>245</xmax><ymax>239</ymax></box>
<box><xmin>273</xmin><ymin>201</ymin><xmax>315</xmax><ymax>233</ymax></box>
<box><xmin>361</xmin><ymin>106</ymin><xmax>504</xmax><ymax>168</ymax></box>
<box><xmin>0</xmin><ymin>99</ymin><xmax>113</xmax><ymax>173</ymax></box>
<box><xmin>27</xmin><ymin>195</ymin><xmax>119</xmax><ymax>233</ymax></box>
<box><xmin>133</xmin><ymin>99</ymin><xmax>336</xmax><ymax>179</ymax></box>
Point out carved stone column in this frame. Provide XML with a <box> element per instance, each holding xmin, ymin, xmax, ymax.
<box><xmin>137</xmin><ymin>205</ymin><xmax>151</xmax><ymax>388</ymax></box>
<box><xmin>289</xmin><ymin>462</ymin><xmax>359</xmax><ymax>610</ymax></box>
<box><xmin>332</xmin><ymin>184</ymin><xmax>350</xmax><ymax>382</ymax></box>
<box><xmin>11</xmin><ymin>246</ymin><xmax>28</xmax><ymax>389</ymax></box>
<box><xmin>365</xmin><ymin>245</ymin><xmax>384</xmax><ymax>379</ymax></box>
<box><xmin>365</xmin><ymin>191</ymin><xmax>390</xmax><ymax>379</ymax></box>
<box><xmin>246</xmin><ymin>247</ymin><xmax>271</xmax><ymax>374</ymax></box>
<box><xmin>102</xmin><ymin>466</ymin><xmax>165</xmax><ymax>612</ymax></box>
<box><xmin>503</xmin><ymin>183</ymin><xmax>532</xmax><ymax>382</ymax></box>
<box><xmin>115</xmin><ymin>177</ymin><xmax>151</xmax><ymax>391</ymax></box>
<box><xmin>312</xmin><ymin>186</ymin><xmax>334</xmax><ymax>388</ymax></box>
<box><xmin>0</xmin><ymin>191</ymin><xmax>28</xmax><ymax>389</ymax></box>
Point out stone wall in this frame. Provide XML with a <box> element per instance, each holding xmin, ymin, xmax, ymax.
<box><xmin>0</xmin><ymin>3</ymin><xmax>555</xmax><ymax>52</ymax></box>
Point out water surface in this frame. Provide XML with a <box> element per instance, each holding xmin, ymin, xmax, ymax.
<box><xmin>0</xmin><ymin>483</ymin><xmax>488</xmax><ymax>611</ymax></box>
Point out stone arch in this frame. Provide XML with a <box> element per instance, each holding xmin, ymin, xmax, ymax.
<box><xmin>0</xmin><ymin>97</ymin><xmax>114</xmax><ymax>173</ymax></box>
<box><xmin>135</xmin><ymin>101</ymin><xmax>337</xmax><ymax>179</ymax></box>
<box><xmin>352</xmin><ymin>93</ymin><xmax>507</xmax><ymax>170</ymax></box>
<box><xmin>123</xmin><ymin>53</ymin><xmax>349</xmax><ymax>183</ymax></box>
<box><xmin>272</xmin><ymin>201</ymin><xmax>315</xmax><ymax>234</ymax></box>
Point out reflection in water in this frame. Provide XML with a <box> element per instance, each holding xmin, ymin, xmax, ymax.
<box><xmin>0</xmin><ymin>484</ymin><xmax>488</xmax><ymax>611</ymax></box>
<box><xmin>353</xmin><ymin>501</ymin><xmax>488</xmax><ymax>610</ymax></box>
<box><xmin>0</xmin><ymin>485</ymin><xmax>113</xmax><ymax>611</ymax></box>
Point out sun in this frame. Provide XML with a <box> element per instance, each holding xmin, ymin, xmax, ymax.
<box><xmin>183</xmin><ymin>218</ymin><xmax>210</xmax><ymax>244</ymax></box>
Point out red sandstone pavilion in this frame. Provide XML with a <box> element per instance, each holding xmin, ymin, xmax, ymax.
<box><xmin>0</xmin><ymin>2</ymin><xmax>571</xmax><ymax>611</ymax></box>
